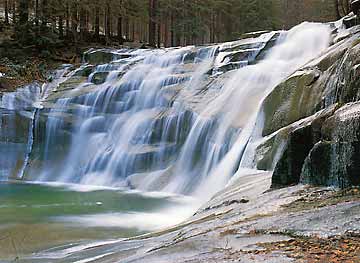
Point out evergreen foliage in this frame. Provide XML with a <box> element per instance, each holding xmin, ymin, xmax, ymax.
<box><xmin>0</xmin><ymin>0</ymin><xmax>342</xmax><ymax>48</ymax></box>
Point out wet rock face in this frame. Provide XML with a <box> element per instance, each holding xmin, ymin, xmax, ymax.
<box><xmin>303</xmin><ymin>103</ymin><xmax>360</xmax><ymax>187</ymax></box>
<box><xmin>352</xmin><ymin>0</ymin><xmax>360</xmax><ymax>16</ymax></box>
<box><xmin>343</xmin><ymin>13</ymin><xmax>359</xmax><ymax>29</ymax></box>
<box><xmin>262</xmin><ymin>69</ymin><xmax>322</xmax><ymax>137</ymax></box>
<box><xmin>261</xmin><ymin>27</ymin><xmax>360</xmax><ymax>138</ymax></box>
<box><xmin>257</xmin><ymin>23</ymin><xmax>360</xmax><ymax>188</ymax></box>
<box><xmin>270</xmin><ymin>106</ymin><xmax>337</xmax><ymax>188</ymax></box>
<box><xmin>271</xmin><ymin>125</ymin><xmax>315</xmax><ymax>187</ymax></box>
<box><xmin>272</xmin><ymin>102</ymin><xmax>360</xmax><ymax>188</ymax></box>
<box><xmin>83</xmin><ymin>50</ymin><xmax>114</xmax><ymax>65</ymax></box>
<box><xmin>301</xmin><ymin>141</ymin><xmax>360</xmax><ymax>187</ymax></box>
<box><xmin>91</xmin><ymin>71</ymin><xmax>109</xmax><ymax>85</ymax></box>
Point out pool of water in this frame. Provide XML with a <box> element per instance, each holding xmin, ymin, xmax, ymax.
<box><xmin>0</xmin><ymin>181</ymin><xmax>197</xmax><ymax>260</ymax></box>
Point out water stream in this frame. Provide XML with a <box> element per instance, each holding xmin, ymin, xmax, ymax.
<box><xmin>0</xmin><ymin>22</ymin><xmax>331</xmax><ymax>259</ymax></box>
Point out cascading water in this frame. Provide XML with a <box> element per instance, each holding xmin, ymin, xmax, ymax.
<box><xmin>194</xmin><ymin>22</ymin><xmax>331</xmax><ymax>199</ymax></box>
<box><xmin>0</xmin><ymin>23</ymin><xmax>331</xmax><ymax>239</ymax></box>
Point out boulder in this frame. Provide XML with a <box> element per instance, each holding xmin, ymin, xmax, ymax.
<box><xmin>73</xmin><ymin>65</ymin><xmax>94</xmax><ymax>77</ymax></box>
<box><xmin>343</xmin><ymin>13</ymin><xmax>358</xmax><ymax>29</ymax></box>
<box><xmin>271</xmin><ymin>125</ymin><xmax>315</xmax><ymax>187</ymax></box>
<box><xmin>91</xmin><ymin>71</ymin><xmax>109</xmax><ymax>85</ymax></box>
<box><xmin>261</xmin><ymin>31</ymin><xmax>360</xmax><ymax>138</ymax></box>
<box><xmin>271</xmin><ymin>105</ymin><xmax>337</xmax><ymax>188</ymax></box>
<box><xmin>84</xmin><ymin>50</ymin><xmax>114</xmax><ymax>65</ymax></box>
<box><xmin>0</xmin><ymin>77</ymin><xmax>12</xmax><ymax>91</ymax></box>
<box><xmin>303</xmin><ymin>103</ymin><xmax>360</xmax><ymax>187</ymax></box>
<box><xmin>301</xmin><ymin>141</ymin><xmax>360</xmax><ymax>187</ymax></box>
<box><xmin>261</xmin><ymin>69</ymin><xmax>322</xmax><ymax>137</ymax></box>
<box><xmin>352</xmin><ymin>0</ymin><xmax>360</xmax><ymax>16</ymax></box>
<box><xmin>271</xmin><ymin>102</ymin><xmax>360</xmax><ymax>188</ymax></box>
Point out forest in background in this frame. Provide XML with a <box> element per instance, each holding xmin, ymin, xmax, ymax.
<box><xmin>0</xmin><ymin>0</ymin><xmax>352</xmax><ymax>49</ymax></box>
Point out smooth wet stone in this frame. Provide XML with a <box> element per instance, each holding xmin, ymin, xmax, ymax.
<box><xmin>270</xmin><ymin>105</ymin><xmax>337</xmax><ymax>187</ymax></box>
<box><xmin>300</xmin><ymin>141</ymin><xmax>360</xmax><ymax>187</ymax></box>
<box><xmin>261</xmin><ymin>29</ymin><xmax>360</xmax><ymax>137</ymax></box>
<box><xmin>344</xmin><ymin>13</ymin><xmax>359</xmax><ymax>29</ymax></box>
<box><xmin>301</xmin><ymin>102</ymin><xmax>360</xmax><ymax>187</ymax></box>
<box><xmin>262</xmin><ymin>69</ymin><xmax>323</xmax><ymax>137</ymax></box>
<box><xmin>73</xmin><ymin>64</ymin><xmax>95</xmax><ymax>77</ymax></box>
<box><xmin>91</xmin><ymin>71</ymin><xmax>109</xmax><ymax>85</ymax></box>
<box><xmin>271</xmin><ymin>124</ymin><xmax>315</xmax><ymax>187</ymax></box>
<box><xmin>84</xmin><ymin>50</ymin><xmax>115</xmax><ymax>65</ymax></box>
<box><xmin>271</xmin><ymin>102</ymin><xmax>360</xmax><ymax>188</ymax></box>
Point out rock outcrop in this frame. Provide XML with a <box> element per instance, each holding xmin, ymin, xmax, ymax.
<box><xmin>352</xmin><ymin>0</ymin><xmax>360</xmax><ymax>16</ymax></box>
<box><xmin>260</xmin><ymin>23</ymin><xmax>360</xmax><ymax>188</ymax></box>
<box><xmin>301</xmin><ymin>102</ymin><xmax>360</xmax><ymax>187</ymax></box>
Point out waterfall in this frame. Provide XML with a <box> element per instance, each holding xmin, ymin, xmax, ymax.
<box><xmin>2</xmin><ymin>23</ymin><xmax>331</xmax><ymax>203</ymax></box>
<box><xmin>195</xmin><ymin>22</ymin><xmax>331</xmax><ymax>200</ymax></box>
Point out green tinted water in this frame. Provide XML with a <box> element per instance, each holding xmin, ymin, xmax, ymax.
<box><xmin>0</xmin><ymin>181</ymin><xmax>188</xmax><ymax>260</ymax></box>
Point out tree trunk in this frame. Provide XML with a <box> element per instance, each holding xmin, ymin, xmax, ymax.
<box><xmin>4</xmin><ymin>0</ymin><xmax>9</xmax><ymax>24</ymax></box>
<box><xmin>12</xmin><ymin>0</ymin><xmax>16</xmax><ymax>24</ymax></box>
<box><xmin>71</xmin><ymin>2</ymin><xmax>78</xmax><ymax>43</ymax></box>
<box><xmin>210</xmin><ymin>12</ymin><xmax>215</xmax><ymax>43</ymax></box>
<box><xmin>59</xmin><ymin>15</ymin><xmax>64</xmax><ymax>38</ymax></box>
<box><xmin>157</xmin><ymin>21</ymin><xmax>161</xmax><ymax>47</ymax></box>
<box><xmin>334</xmin><ymin>0</ymin><xmax>341</xmax><ymax>19</ymax></box>
<box><xmin>124</xmin><ymin>17</ymin><xmax>129</xmax><ymax>40</ymax></box>
<box><xmin>95</xmin><ymin>7</ymin><xmax>100</xmax><ymax>40</ymax></box>
<box><xmin>66</xmin><ymin>3</ymin><xmax>70</xmax><ymax>37</ymax></box>
<box><xmin>41</xmin><ymin>0</ymin><xmax>48</xmax><ymax>26</ymax></box>
<box><xmin>164</xmin><ymin>16</ymin><xmax>169</xmax><ymax>47</ymax></box>
<box><xmin>117</xmin><ymin>16</ymin><xmax>123</xmax><ymax>43</ymax></box>
<box><xmin>170</xmin><ymin>11</ymin><xmax>175</xmax><ymax>46</ymax></box>
<box><xmin>34</xmin><ymin>0</ymin><xmax>39</xmax><ymax>26</ymax></box>
<box><xmin>79</xmin><ymin>6</ymin><xmax>87</xmax><ymax>41</ymax></box>
<box><xmin>132</xmin><ymin>20</ymin><xmax>135</xmax><ymax>42</ymax></box>
<box><xmin>18</xmin><ymin>0</ymin><xmax>29</xmax><ymax>25</ymax></box>
<box><xmin>148</xmin><ymin>0</ymin><xmax>157</xmax><ymax>46</ymax></box>
<box><xmin>105</xmin><ymin>2</ymin><xmax>111</xmax><ymax>43</ymax></box>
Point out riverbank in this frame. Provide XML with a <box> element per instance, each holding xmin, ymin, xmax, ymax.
<box><xmin>10</xmin><ymin>172</ymin><xmax>359</xmax><ymax>262</ymax></box>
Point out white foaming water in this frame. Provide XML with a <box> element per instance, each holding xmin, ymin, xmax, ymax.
<box><xmin>2</xmin><ymin>22</ymin><xmax>331</xmax><ymax>235</ymax></box>
<box><xmin>35</xmin><ymin>23</ymin><xmax>330</xmax><ymax>196</ymax></box>
<box><xmin>193</xmin><ymin>23</ymin><xmax>330</xmax><ymax>200</ymax></box>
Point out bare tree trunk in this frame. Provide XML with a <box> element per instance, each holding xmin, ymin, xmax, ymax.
<box><xmin>41</xmin><ymin>0</ymin><xmax>48</xmax><ymax>26</ymax></box>
<box><xmin>5</xmin><ymin>0</ymin><xmax>9</xmax><ymax>24</ymax></box>
<box><xmin>71</xmin><ymin>1</ymin><xmax>78</xmax><ymax>43</ymax></box>
<box><xmin>79</xmin><ymin>6</ymin><xmax>87</xmax><ymax>41</ymax></box>
<box><xmin>66</xmin><ymin>2</ymin><xmax>70</xmax><ymax>37</ymax></box>
<box><xmin>117</xmin><ymin>16</ymin><xmax>123</xmax><ymax>43</ymax></box>
<box><xmin>34</xmin><ymin>0</ymin><xmax>39</xmax><ymax>26</ymax></box>
<box><xmin>210</xmin><ymin>12</ymin><xmax>215</xmax><ymax>43</ymax></box>
<box><xmin>124</xmin><ymin>17</ymin><xmax>129</xmax><ymax>40</ymax></box>
<box><xmin>170</xmin><ymin>11</ymin><xmax>175</xmax><ymax>47</ymax></box>
<box><xmin>12</xmin><ymin>0</ymin><xmax>16</xmax><ymax>25</ymax></box>
<box><xmin>148</xmin><ymin>0</ymin><xmax>157</xmax><ymax>46</ymax></box>
<box><xmin>105</xmin><ymin>1</ymin><xmax>111</xmax><ymax>44</ymax></box>
<box><xmin>132</xmin><ymin>20</ymin><xmax>135</xmax><ymax>42</ymax></box>
<box><xmin>164</xmin><ymin>16</ymin><xmax>169</xmax><ymax>47</ymax></box>
<box><xmin>59</xmin><ymin>15</ymin><xmax>64</xmax><ymax>38</ymax></box>
<box><xmin>157</xmin><ymin>21</ymin><xmax>161</xmax><ymax>47</ymax></box>
<box><xmin>95</xmin><ymin>7</ymin><xmax>100</xmax><ymax>40</ymax></box>
<box><xmin>334</xmin><ymin>0</ymin><xmax>341</xmax><ymax>19</ymax></box>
